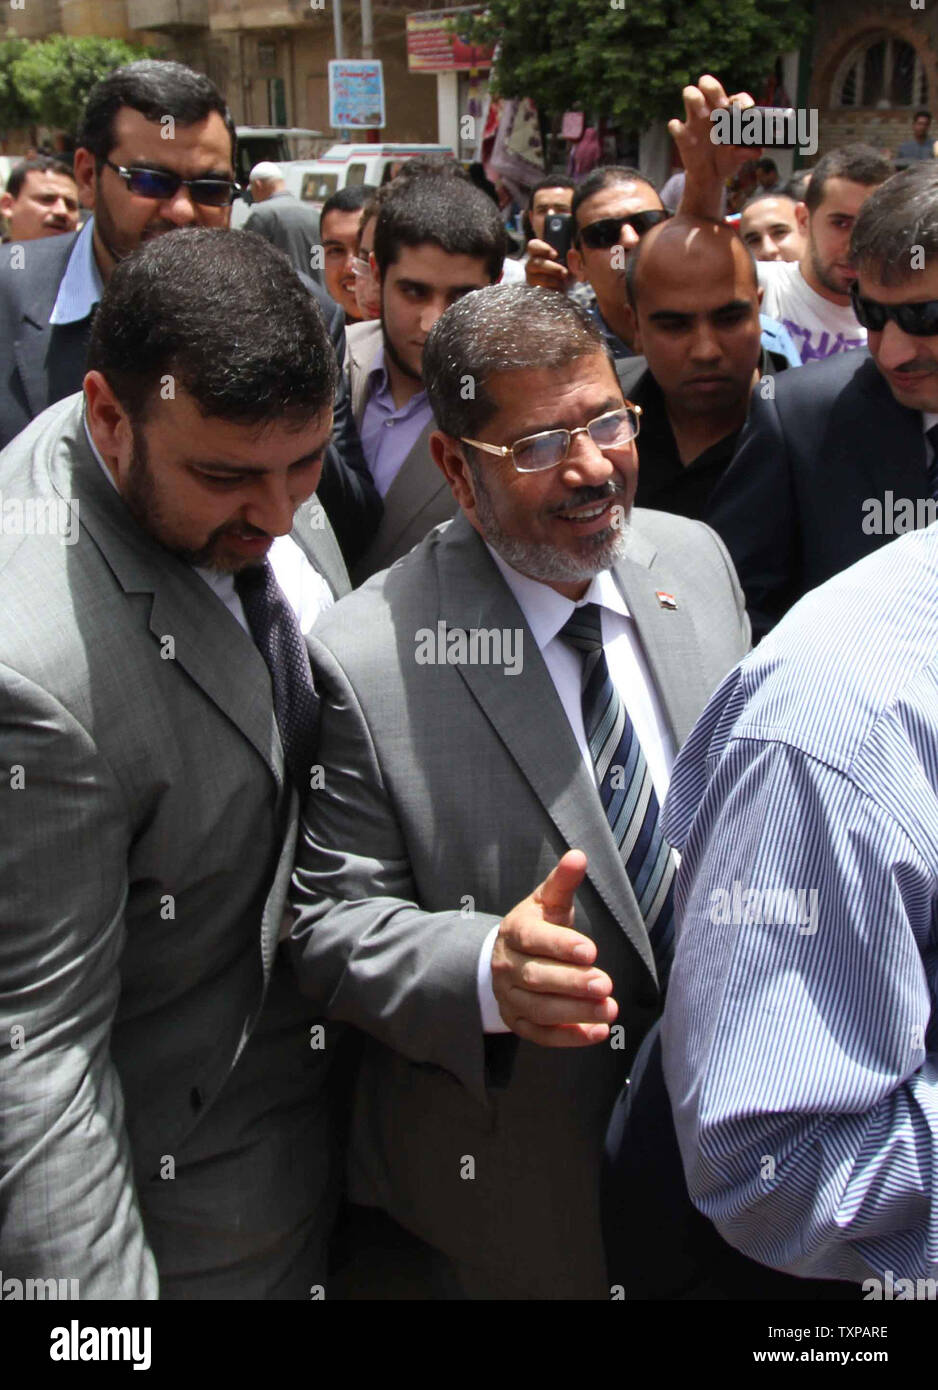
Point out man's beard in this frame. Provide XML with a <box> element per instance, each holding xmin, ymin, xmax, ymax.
<box><xmin>468</xmin><ymin>456</ymin><xmax>630</xmax><ymax>583</ymax></box>
<box><xmin>122</xmin><ymin>421</ymin><xmax>261</xmax><ymax>573</ymax></box>
<box><xmin>810</xmin><ymin>239</ymin><xmax>852</xmax><ymax>297</ymax></box>
<box><xmin>380</xmin><ymin>290</ymin><xmax>422</xmax><ymax>383</ymax></box>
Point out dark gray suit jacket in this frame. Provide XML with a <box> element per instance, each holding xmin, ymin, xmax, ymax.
<box><xmin>289</xmin><ymin>509</ymin><xmax>750</xmax><ymax>1298</ymax></box>
<box><xmin>0</xmin><ymin>393</ymin><xmax>348</xmax><ymax>1298</ymax></box>
<box><xmin>0</xmin><ymin>225</ymin><xmax>380</xmax><ymax>569</ymax></box>
<box><xmin>244</xmin><ymin>190</ymin><xmax>324</xmax><ymax>284</ymax></box>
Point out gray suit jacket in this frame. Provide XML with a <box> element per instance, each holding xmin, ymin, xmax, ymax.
<box><xmin>345</xmin><ymin>318</ymin><xmax>457</xmax><ymax>583</ymax></box>
<box><xmin>243</xmin><ymin>191</ymin><xmax>324</xmax><ymax>285</ymax></box>
<box><xmin>0</xmin><ymin>393</ymin><xmax>348</xmax><ymax>1299</ymax></box>
<box><xmin>289</xmin><ymin>509</ymin><xmax>750</xmax><ymax>1298</ymax></box>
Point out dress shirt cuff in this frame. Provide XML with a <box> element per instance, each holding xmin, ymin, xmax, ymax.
<box><xmin>478</xmin><ymin>923</ymin><xmax>511</xmax><ymax>1033</ymax></box>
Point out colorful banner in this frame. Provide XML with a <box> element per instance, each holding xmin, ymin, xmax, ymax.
<box><xmin>407</xmin><ymin>7</ymin><xmax>494</xmax><ymax>73</ymax></box>
<box><xmin>328</xmin><ymin>60</ymin><xmax>386</xmax><ymax>129</ymax></box>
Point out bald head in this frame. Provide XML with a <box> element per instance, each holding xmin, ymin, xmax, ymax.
<box><xmin>627</xmin><ymin>214</ymin><xmax>757</xmax><ymax>308</ymax></box>
<box><xmin>249</xmin><ymin>161</ymin><xmax>285</xmax><ymax>202</ymax></box>
<box><xmin>626</xmin><ymin>214</ymin><xmax>764</xmax><ymax>423</ymax></box>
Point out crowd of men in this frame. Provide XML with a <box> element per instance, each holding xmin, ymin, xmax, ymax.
<box><xmin>2</xmin><ymin>58</ymin><xmax>938</xmax><ymax>1302</ymax></box>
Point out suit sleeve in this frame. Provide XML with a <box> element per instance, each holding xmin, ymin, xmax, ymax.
<box><xmin>287</xmin><ymin>637</ymin><xmax>499</xmax><ymax>1108</ymax></box>
<box><xmin>298</xmin><ymin>288</ymin><xmax>382</xmax><ymax>572</ymax></box>
<box><xmin>0</xmin><ymin>668</ymin><xmax>158</xmax><ymax>1297</ymax></box>
<box><xmin>705</xmin><ymin>383</ymin><xmax>801</xmax><ymax>643</ymax></box>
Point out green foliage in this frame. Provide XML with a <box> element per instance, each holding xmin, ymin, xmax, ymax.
<box><xmin>0</xmin><ymin>35</ymin><xmax>155</xmax><ymax>138</ymax></box>
<box><xmin>460</xmin><ymin>0</ymin><xmax>812</xmax><ymax>129</ymax></box>
<box><xmin>0</xmin><ymin>38</ymin><xmax>33</xmax><ymax>134</ymax></box>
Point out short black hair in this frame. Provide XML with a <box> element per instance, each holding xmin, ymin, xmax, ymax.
<box><xmin>915</xmin><ymin>110</ymin><xmax>932</xmax><ymax>122</ymax></box>
<box><xmin>756</xmin><ymin>157</ymin><xmax>778</xmax><ymax>174</ymax></box>
<box><xmin>741</xmin><ymin>188</ymin><xmax>799</xmax><ymax>213</ymax></box>
<box><xmin>804</xmin><ymin>144</ymin><xmax>892</xmax><ymax>213</ymax></box>
<box><xmin>6</xmin><ymin>156</ymin><xmax>77</xmax><ymax>199</ymax></box>
<box><xmin>571</xmin><ymin>166</ymin><xmax>658</xmax><ymax>224</ymax></box>
<box><xmin>321</xmin><ymin>184</ymin><xmax>377</xmax><ymax>223</ymax></box>
<box><xmin>851</xmin><ymin>163</ymin><xmax>938</xmax><ymax>285</ymax></box>
<box><xmin>77</xmin><ymin>60</ymin><xmax>236</xmax><ymax>168</ymax></box>
<box><xmin>87</xmin><ymin>228</ymin><xmax>337</xmax><ymax>425</ymax></box>
<box><xmin>373</xmin><ymin>173</ymin><xmax>506</xmax><ymax>282</ymax></box>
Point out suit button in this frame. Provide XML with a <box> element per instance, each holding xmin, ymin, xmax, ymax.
<box><xmin>190</xmin><ymin>1086</ymin><xmax>204</xmax><ymax>1112</ymax></box>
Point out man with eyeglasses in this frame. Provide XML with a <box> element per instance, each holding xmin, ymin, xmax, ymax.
<box><xmin>707</xmin><ymin>162</ymin><xmax>938</xmax><ymax>641</ymax></box>
<box><xmin>526</xmin><ymin>165</ymin><xmax>669</xmax><ymax>362</ymax></box>
<box><xmin>286</xmin><ymin>283</ymin><xmax>749</xmax><ymax>1299</ymax></box>
<box><xmin>0</xmin><ymin>59</ymin><xmax>380</xmax><ymax>569</ymax></box>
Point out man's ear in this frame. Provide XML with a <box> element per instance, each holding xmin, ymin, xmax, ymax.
<box><xmin>567</xmin><ymin>241</ymin><xmax>586</xmax><ymax>282</ymax></box>
<box><xmin>430</xmin><ymin>430</ymin><xmax>478</xmax><ymax>514</ymax></box>
<box><xmin>82</xmin><ymin>370</ymin><xmax>134</xmax><ymax>484</ymax></box>
<box><xmin>0</xmin><ymin>192</ymin><xmax>13</xmax><ymax>221</ymax></box>
<box><xmin>72</xmin><ymin>147</ymin><xmax>98</xmax><ymax>211</ymax></box>
<box><xmin>795</xmin><ymin>201</ymin><xmax>810</xmax><ymax>236</ymax></box>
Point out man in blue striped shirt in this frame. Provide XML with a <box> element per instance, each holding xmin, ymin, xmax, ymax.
<box><xmin>661</xmin><ymin>521</ymin><xmax>938</xmax><ymax>1287</ymax></box>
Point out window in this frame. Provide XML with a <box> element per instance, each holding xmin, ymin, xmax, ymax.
<box><xmin>301</xmin><ymin>173</ymin><xmax>338</xmax><ymax>203</ymax></box>
<box><xmin>834</xmin><ymin>33</ymin><xmax>928</xmax><ymax>108</ymax></box>
<box><xmin>345</xmin><ymin>163</ymin><xmax>368</xmax><ymax>186</ymax></box>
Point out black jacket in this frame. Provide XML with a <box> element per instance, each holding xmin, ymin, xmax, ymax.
<box><xmin>707</xmin><ymin>350</ymin><xmax>928</xmax><ymax>641</ymax></box>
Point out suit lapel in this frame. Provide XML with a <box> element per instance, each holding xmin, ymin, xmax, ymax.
<box><xmin>436</xmin><ymin>516</ymin><xmax>659</xmax><ymax>983</ymax></box>
<box><xmin>347</xmin><ymin>320</ymin><xmax>383</xmax><ymax>427</ymax></box>
<box><xmin>291</xmin><ymin>493</ymin><xmax>351</xmax><ymax>598</ymax></box>
<box><xmin>611</xmin><ymin>533</ymin><xmax>712</xmax><ymax>750</ymax></box>
<box><xmin>48</xmin><ymin>399</ymin><xmax>287</xmax><ymax>791</ymax></box>
<box><xmin>368</xmin><ymin>419</ymin><xmax>445</xmax><ymax>551</ymax></box>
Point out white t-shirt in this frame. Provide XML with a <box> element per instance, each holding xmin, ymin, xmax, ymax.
<box><xmin>757</xmin><ymin>260</ymin><xmax>867</xmax><ymax>364</ymax></box>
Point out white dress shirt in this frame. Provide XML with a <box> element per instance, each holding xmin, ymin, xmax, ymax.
<box><xmin>84</xmin><ymin>416</ymin><xmax>333</xmax><ymax>629</ymax></box>
<box><xmin>477</xmin><ymin>547</ymin><xmax>677</xmax><ymax>1031</ymax></box>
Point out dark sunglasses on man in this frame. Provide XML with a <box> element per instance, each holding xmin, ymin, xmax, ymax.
<box><xmin>850</xmin><ymin>283</ymin><xmax>938</xmax><ymax>337</ymax></box>
<box><xmin>104</xmin><ymin>159</ymin><xmax>242</xmax><ymax>208</ymax></box>
<box><xmin>576</xmin><ymin>209</ymin><xmax>671</xmax><ymax>251</ymax></box>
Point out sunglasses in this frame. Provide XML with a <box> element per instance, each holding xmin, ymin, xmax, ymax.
<box><xmin>850</xmin><ymin>284</ymin><xmax>938</xmax><ymax>337</ymax></box>
<box><xmin>104</xmin><ymin>159</ymin><xmax>241</xmax><ymax>208</ymax></box>
<box><xmin>461</xmin><ymin>406</ymin><xmax>642</xmax><ymax>474</ymax></box>
<box><xmin>577</xmin><ymin>209</ymin><xmax>671</xmax><ymax>250</ymax></box>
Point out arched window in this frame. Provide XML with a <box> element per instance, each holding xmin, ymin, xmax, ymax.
<box><xmin>834</xmin><ymin>33</ymin><xmax>927</xmax><ymax>108</ymax></box>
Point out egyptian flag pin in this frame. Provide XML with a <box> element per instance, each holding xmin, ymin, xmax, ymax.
<box><xmin>656</xmin><ymin>590</ymin><xmax>678</xmax><ymax>610</ymax></box>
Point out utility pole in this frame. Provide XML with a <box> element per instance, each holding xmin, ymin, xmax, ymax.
<box><xmin>361</xmin><ymin>0</ymin><xmax>374</xmax><ymax>59</ymax></box>
<box><xmin>333</xmin><ymin>0</ymin><xmax>344</xmax><ymax>60</ymax></box>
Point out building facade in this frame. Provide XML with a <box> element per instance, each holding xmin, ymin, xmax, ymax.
<box><xmin>2</xmin><ymin>0</ymin><xmax>439</xmax><ymax>143</ymax></box>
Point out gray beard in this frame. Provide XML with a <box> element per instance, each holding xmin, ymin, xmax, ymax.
<box><xmin>469</xmin><ymin>460</ymin><xmax>630</xmax><ymax>583</ymax></box>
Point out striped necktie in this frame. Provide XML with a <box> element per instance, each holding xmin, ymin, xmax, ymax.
<box><xmin>234</xmin><ymin>560</ymin><xmax>319</xmax><ymax>795</ymax></box>
<box><xmin>559</xmin><ymin>602</ymin><xmax>676</xmax><ymax>987</ymax></box>
<box><xmin>926</xmin><ymin>424</ymin><xmax>938</xmax><ymax>500</ymax></box>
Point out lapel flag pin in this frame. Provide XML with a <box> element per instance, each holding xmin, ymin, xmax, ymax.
<box><xmin>655</xmin><ymin>591</ymin><xmax>678</xmax><ymax>610</ymax></box>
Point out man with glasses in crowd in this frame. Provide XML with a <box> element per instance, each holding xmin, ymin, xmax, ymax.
<box><xmin>286</xmin><ymin>282</ymin><xmax>749</xmax><ymax>1298</ymax></box>
<box><xmin>525</xmin><ymin>165</ymin><xmax>670</xmax><ymax>363</ymax></box>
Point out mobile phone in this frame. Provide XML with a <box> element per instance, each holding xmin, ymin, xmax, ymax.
<box><xmin>543</xmin><ymin>212</ymin><xmax>574</xmax><ymax>263</ymax></box>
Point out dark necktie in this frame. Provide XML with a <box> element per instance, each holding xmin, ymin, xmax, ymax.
<box><xmin>559</xmin><ymin>602</ymin><xmax>676</xmax><ymax>987</ymax></box>
<box><xmin>926</xmin><ymin>424</ymin><xmax>938</xmax><ymax>500</ymax></box>
<box><xmin>234</xmin><ymin>561</ymin><xmax>319</xmax><ymax>794</ymax></box>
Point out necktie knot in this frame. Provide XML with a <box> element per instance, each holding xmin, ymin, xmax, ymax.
<box><xmin>558</xmin><ymin>601</ymin><xmax>604</xmax><ymax>655</ymax></box>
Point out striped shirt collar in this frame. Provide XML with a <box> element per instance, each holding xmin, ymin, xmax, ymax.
<box><xmin>49</xmin><ymin>218</ymin><xmax>103</xmax><ymax>326</ymax></box>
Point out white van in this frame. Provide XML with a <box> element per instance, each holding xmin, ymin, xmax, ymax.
<box><xmin>280</xmin><ymin>143</ymin><xmax>456</xmax><ymax>210</ymax></box>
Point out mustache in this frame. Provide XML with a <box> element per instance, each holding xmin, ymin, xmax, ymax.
<box><xmin>550</xmin><ymin>482</ymin><xmax>629</xmax><ymax>516</ymax></box>
<box><xmin>891</xmin><ymin>360</ymin><xmax>938</xmax><ymax>375</ymax></box>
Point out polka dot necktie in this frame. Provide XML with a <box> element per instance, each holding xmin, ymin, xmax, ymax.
<box><xmin>559</xmin><ymin>602</ymin><xmax>676</xmax><ymax>988</ymax></box>
<box><xmin>234</xmin><ymin>561</ymin><xmax>319</xmax><ymax>795</ymax></box>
